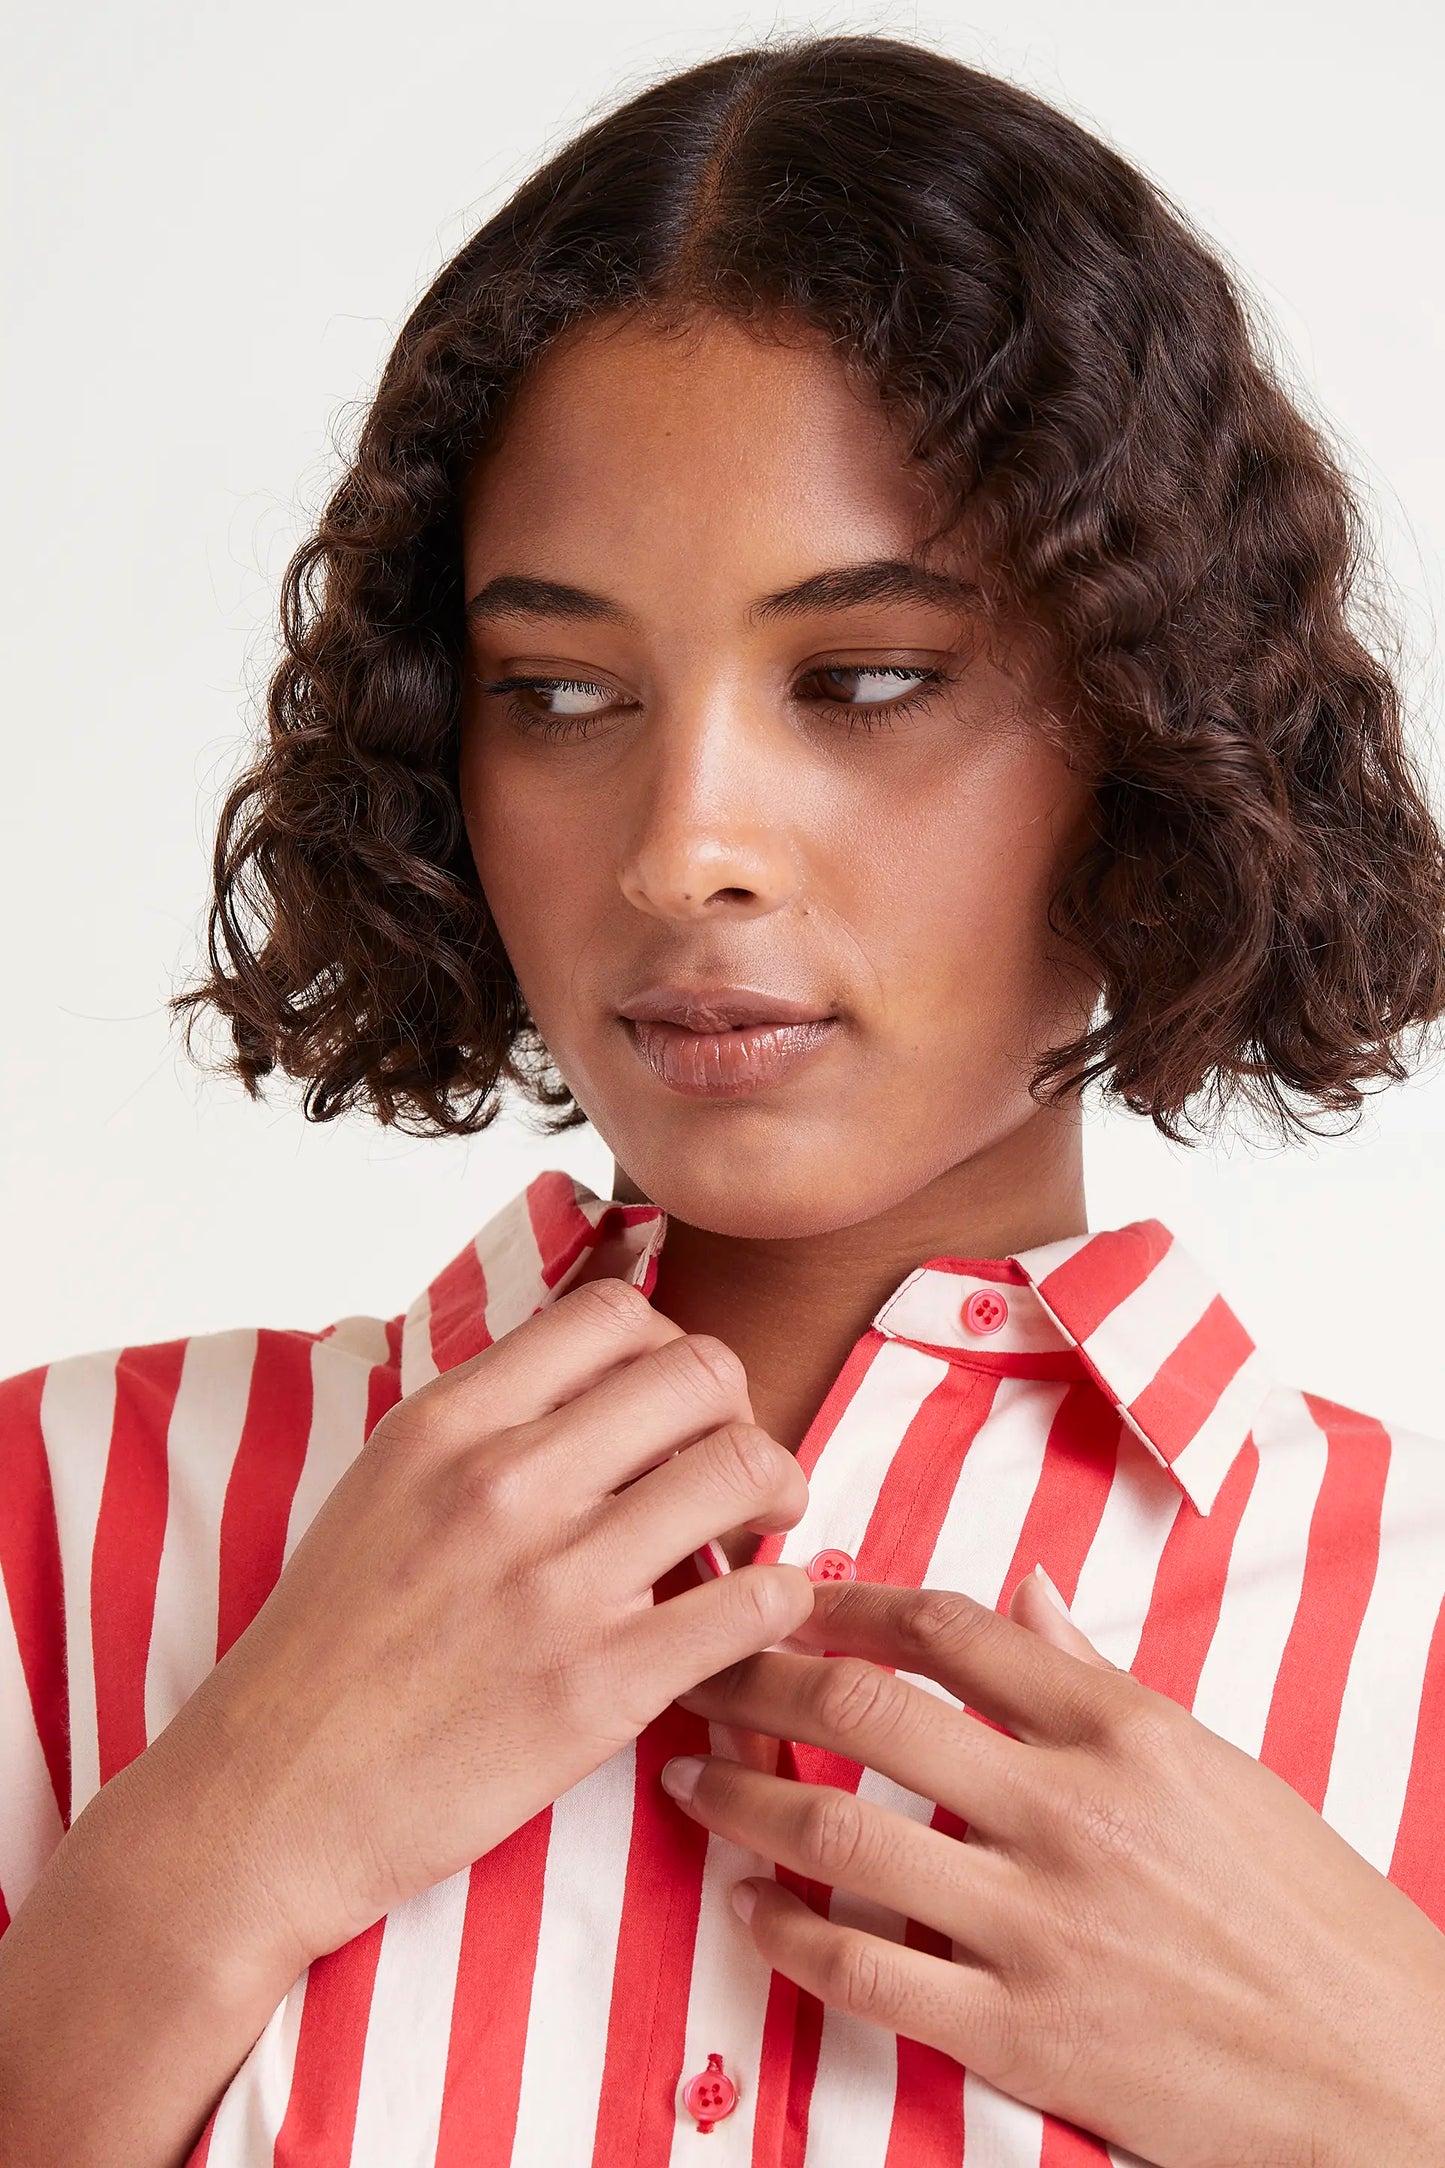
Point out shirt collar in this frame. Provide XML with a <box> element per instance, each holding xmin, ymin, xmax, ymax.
<box><xmin>402</xmin><ymin>1172</ymin><xmax>1270</xmax><ymax>1519</ymax></box>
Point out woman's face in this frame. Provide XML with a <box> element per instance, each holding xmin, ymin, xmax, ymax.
<box><xmin>459</xmin><ymin>309</ymin><xmax>1099</xmax><ymax>1239</ymax></box>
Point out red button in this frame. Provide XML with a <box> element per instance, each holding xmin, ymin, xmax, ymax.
<box><xmin>807</xmin><ymin>1548</ymin><xmax>857</xmax><ymax>1583</ymax></box>
<box><xmin>962</xmin><ymin>1288</ymin><xmax>1009</xmax><ymax>1335</ymax></box>
<box><xmin>682</xmin><ymin>2053</ymin><xmax>738</xmax><ymax>2130</ymax></box>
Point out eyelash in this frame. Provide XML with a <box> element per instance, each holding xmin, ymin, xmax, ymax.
<box><xmin>474</xmin><ymin>665</ymin><xmax>950</xmax><ymax>741</ymax></box>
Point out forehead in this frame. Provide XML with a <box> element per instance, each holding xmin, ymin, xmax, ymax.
<box><xmin>461</xmin><ymin>308</ymin><xmax>946</xmax><ymax>584</ymax></box>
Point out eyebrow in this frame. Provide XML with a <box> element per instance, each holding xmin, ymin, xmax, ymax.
<box><xmin>464</xmin><ymin>557</ymin><xmax>977</xmax><ymax>628</ymax></box>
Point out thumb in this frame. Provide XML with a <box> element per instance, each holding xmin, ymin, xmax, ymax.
<box><xmin>1009</xmin><ymin>1565</ymin><xmax>1116</xmax><ymax>1669</ymax></box>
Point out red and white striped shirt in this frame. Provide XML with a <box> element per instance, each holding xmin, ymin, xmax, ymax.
<box><xmin>3</xmin><ymin>1169</ymin><xmax>1444</xmax><ymax>2166</ymax></box>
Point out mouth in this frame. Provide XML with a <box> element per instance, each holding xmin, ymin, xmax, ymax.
<box><xmin>617</xmin><ymin>985</ymin><xmax>842</xmax><ymax>1098</ymax></box>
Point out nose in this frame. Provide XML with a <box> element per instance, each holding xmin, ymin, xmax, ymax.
<box><xmin>617</xmin><ymin>697</ymin><xmax>803</xmax><ymax>922</ymax></box>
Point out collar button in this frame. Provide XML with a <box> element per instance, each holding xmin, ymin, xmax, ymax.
<box><xmin>962</xmin><ymin>1288</ymin><xmax>1009</xmax><ymax>1336</ymax></box>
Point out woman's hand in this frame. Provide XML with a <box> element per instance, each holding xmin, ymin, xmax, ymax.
<box><xmin>167</xmin><ymin>1275</ymin><xmax>813</xmax><ymax>1979</ymax></box>
<box><xmin>0</xmin><ymin>1277</ymin><xmax>814</xmax><ymax>2168</ymax></box>
<box><xmin>663</xmin><ymin>1573</ymin><xmax>1445</xmax><ymax>2168</ymax></box>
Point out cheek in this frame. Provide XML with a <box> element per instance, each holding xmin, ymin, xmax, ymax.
<box><xmin>851</xmin><ymin>758</ymin><xmax>1091</xmax><ymax>1038</ymax></box>
<box><xmin>459</xmin><ymin>745</ymin><xmax>591</xmax><ymax>987</ymax></box>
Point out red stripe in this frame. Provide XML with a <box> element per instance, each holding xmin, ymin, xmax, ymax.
<box><xmin>273</xmin><ymin>1921</ymin><xmax>387</xmax><ymax>2168</ymax></box>
<box><xmin>216</xmin><ymin>1332</ymin><xmax>314</xmax><ymax>1662</ymax></box>
<box><xmin>527</xmin><ymin>1169</ymin><xmax>603</xmax><ymax>1290</ymax></box>
<box><xmin>1031</xmin><ymin>1221</ymin><xmax>1172</xmax><ymax>1345</ymax></box>
<box><xmin>269</xmin><ymin>1345</ymin><xmax>400</xmax><ymax>2165</ymax></box>
<box><xmin>435</xmin><ymin>1810</ymin><xmax>553</xmax><ymax>2168</ymax></box>
<box><xmin>92</xmin><ymin>1341</ymin><xmax>186</xmax><ymax>1782</ymax></box>
<box><xmin>1258</xmin><ymin>1397</ymin><xmax>1390</xmax><ymax>1810</ymax></box>
<box><xmin>1001</xmin><ymin>1383</ymin><xmax>1122</xmax><ymax>1616</ymax></box>
<box><xmin>1388</xmin><ymin>1587</ymin><xmax>1445</xmax><ymax>1930</ymax></box>
<box><xmin>1126</xmin><ymin>1296</ymin><xmax>1254</xmax><ymax>1464</ymax></box>
<box><xmin>426</xmin><ymin>1240</ymin><xmax>492</xmax><ymax>1375</ymax></box>
<box><xmin>1129</xmin><ymin>1441</ymin><xmax>1257</xmax><ymax>1707</ymax></box>
<box><xmin>1039</xmin><ymin>2117</ymin><xmax>1115</xmax><ymax>2164</ymax></box>
<box><xmin>866</xmin><ymin>1368</ymin><xmax>998</xmax><ymax>1590</ymax></box>
<box><xmin>0</xmin><ymin>1365</ymin><xmax>70</xmax><ymax>1823</ymax></box>
<box><xmin>590</xmin><ymin>1557</ymin><xmax>713</xmax><ymax>2168</ymax></box>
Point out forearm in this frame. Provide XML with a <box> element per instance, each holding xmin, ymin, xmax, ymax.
<box><xmin>0</xmin><ymin>1723</ymin><xmax>305</xmax><ymax>2168</ymax></box>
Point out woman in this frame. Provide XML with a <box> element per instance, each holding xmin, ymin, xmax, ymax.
<box><xmin>2</xmin><ymin>30</ymin><xmax>1444</xmax><ymax>2167</ymax></box>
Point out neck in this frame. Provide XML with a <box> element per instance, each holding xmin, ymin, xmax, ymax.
<box><xmin>611</xmin><ymin>1103</ymin><xmax>1087</xmax><ymax>1461</ymax></box>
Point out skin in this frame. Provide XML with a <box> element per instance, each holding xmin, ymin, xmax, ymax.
<box><xmin>458</xmin><ymin>307</ymin><xmax>1445</xmax><ymax>2161</ymax></box>
<box><xmin>459</xmin><ymin>306</ymin><xmax>1100</xmax><ymax>1507</ymax></box>
<box><xmin>1</xmin><ymin>307</ymin><xmax>1442</xmax><ymax>2166</ymax></box>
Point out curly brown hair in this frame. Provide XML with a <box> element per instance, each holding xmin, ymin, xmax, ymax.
<box><xmin>174</xmin><ymin>32</ymin><xmax>1445</xmax><ymax>1145</ymax></box>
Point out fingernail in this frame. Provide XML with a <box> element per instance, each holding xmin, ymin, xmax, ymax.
<box><xmin>660</xmin><ymin>1754</ymin><xmax>705</xmax><ymax>1803</ymax></box>
<box><xmin>731</xmin><ymin>1880</ymin><xmax>758</xmax><ymax>1922</ymax></box>
<box><xmin>1033</xmin><ymin>1564</ymin><xmax>1074</xmax><ymax>1621</ymax></box>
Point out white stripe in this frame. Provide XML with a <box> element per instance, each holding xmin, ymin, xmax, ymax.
<box><xmin>1321</xmin><ymin>1419</ymin><xmax>1445</xmax><ymax>1870</ymax></box>
<box><xmin>925</xmin><ymin>1376</ymin><xmax>1069</xmax><ymax>1615</ymax></box>
<box><xmin>0</xmin><ymin>1567</ymin><xmax>64</xmax><ymax>1911</ymax></box>
<box><xmin>1067</xmin><ymin>1422</ymin><xmax>1184</xmax><ymax>1674</ymax></box>
<box><xmin>1079</xmin><ymin>1242</ymin><xmax>1215</xmax><ymax>1412</ymax></box>
<box><xmin>798</xmin><ymin>1769</ymin><xmax>952</xmax><ymax>2168</ymax></box>
<box><xmin>875</xmin><ymin>1269</ymin><xmax>1069</xmax><ymax>1357</ymax></box>
<box><xmin>142</xmin><ymin>1330</ymin><xmax>256</xmax><ymax>1750</ymax></box>
<box><xmin>1164</xmin><ymin>1345</ymin><xmax>1273</xmax><ymax>1515</ymax></box>
<box><xmin>399</xmin><ymin>1284</ymin><xmax>436</xmax><ymax>1397</ymax></box>
<box><xmin>774</xmin><ymin>1339</ymin><xmax>951</xmax><ymax>1573</ymax></box>
<box><xmin>802</xmin><ymin>1377</ymin><xmax>1065</xmax><ymax>2168</ymax></box>
<box><xmin>1189</xmin><ymin>1387</ymin><xmax>1326</xmax><ymax>1756</ymax></box>
<box><xmin>40</xmin><ymin>1349</ymin><xmax>119</xmax><ymax>1820</ymax></box>
<box><xmin>283</xmin><ymin>1338</ymin><xmax>381</xmax><ymax>1562</ymax></box>
<box><xmin>512</xmin><ymin>1744</ymin><xmax>639</xmax><ymax>2158</ymax></box>
<box><xmin>320</xmin><ymin>1314</ymin><xmax>395</xmax><ymax>1367</ymax></box>
<box><xmin>960</xmin><ymin>2072</ymin><xmax>1045</xmax><ymax>2166</ymax></box>
<box><xmin>665</xmin><ymin>1725</ymin><xmax>779</xmax><ymax>2167</ymax></box>
<box><xmin>206</xmin><ymin>1968</ymin><xmax>308</xmax><ymax>2166</ymax></box>
<box><xmin>479</xmin><ymin>1192</ymin><xmax>551</xmax><ymax>1343</ymax></box>
<box><xmin>349</xmin><ymin>1868</ymin><xmax>472</xmax><ymax>2168</ymax></box>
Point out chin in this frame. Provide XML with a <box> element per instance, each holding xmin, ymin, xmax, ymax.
<box><xmin>599</xmin><ymin>1117</ymin><xmax>937</xmax><ymax>1243</ymax></box>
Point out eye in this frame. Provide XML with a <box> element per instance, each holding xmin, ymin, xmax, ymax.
<box><xmin>810</xmin><ymin>663</ymin><xmax>944</xmax><ymax>706</ymax></box>
<box><xmin>798</xmin><ymin>663</ymin><xmax>947</xmax><ymax>726</ymax></box>
<box><xmin>476</xmin><ymin>674</ymin><xmax>621</xmax><ymax>737</ymax></box>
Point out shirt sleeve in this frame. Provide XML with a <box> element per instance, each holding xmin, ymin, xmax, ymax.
<box><xmin>0</xmin><ymin>1360</ymin><xmax>71</xmax><ymax>1929</ymax></box>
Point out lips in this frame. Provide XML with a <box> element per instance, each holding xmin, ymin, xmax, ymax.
<box><xmin>617</xmin><ymin>985</ymin><xmax>841</xmax><ymax>1097</ymax></box>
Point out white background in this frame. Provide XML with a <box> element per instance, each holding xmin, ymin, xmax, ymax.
<box><xmin>4</xmin><ymin>0</ymin><xmax>1443</xmax><ymax>1431</ymax></box>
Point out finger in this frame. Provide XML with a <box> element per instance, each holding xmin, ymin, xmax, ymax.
<box><xmin>1007</xmin><ymin>1566</ymin><xmax>1116</xmax><ymax>1670</ymax></box>
<box><xmin>727</xmin><ymin>1875</ymin><xmax>1005</xmax><ymax>2072</ymax></box>
<box><xmin>658</xmin><ymin>1754</ymin><xmax>1018</xmax><ymax>1962</ymax></box>
<box><xmin>594</xmin><ymin>1422</ymin><xmax>808</xmax><ymax>1590</ymax></box>
<box><xmin>785</xmin><ymin>1580</ymin><xmax>1121</xmax><ymax>1746</ymax></box>
<box><xmin>675</xmin><ymin>1649</ymin><xmax>1029</xmax><ymax>1835</ymax></box>
<box><xmin>519</xmin><ymin>1326</ymin><xmax>757</xmax><ymax>1501</ymax></box>
<box><xmin>418</xmin><ymin>1275</ymin><xmax>683</xmax><ymax>1432</ymax></box>
<box><xmin>630</xmin><ymin>1562</ymin><xmax>817</xmax><ymax>1708</ymax></box>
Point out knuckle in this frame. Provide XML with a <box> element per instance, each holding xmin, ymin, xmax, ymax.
<box><xmin>723</xmin><ymin>1563</ymin><xmax>791</xmax><ymax>1643</ymax></box>
<box><xmin>670</xmin><ymin>1333</ymin><xmax>748</xmax><ymax>1406</ymax></box>
<box><xmin>801</xmin><ymin>1788</ymin><xmax>873</xmax><ymax>1881</ymax></box>
<box><xmin>1098</xmin><ymin>1674</ymin><xmax>1179</xmax><ymax>1760</ymax></box>
<box><xmin>568</xmin><ymin>1275</ymin><xmax>657</xmax><ymax>1335</ymax></box>
<box><xmin>707</xmin><ymin>1422</ymin><xmax>786</xmax><ymax>1498</ymax></box>
<box><xmin>824</xmin><ymin>1932</ymin><xmax>892</xmax><ymax>2021</ymax></box>
<box><xmin>447</xmin><ymin>1437</ymin><xmax>534</xmax><ymax>1524</ymax></box>
<box><xmin>896</xmin><ymin>1589</ymin><xmax>987</xmax><ymax>1666</ymax></box>
<box><xmin>813</xmin><ymin>1657</ymin><xmax>911</xmax><ymax>1749</ymax></box>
